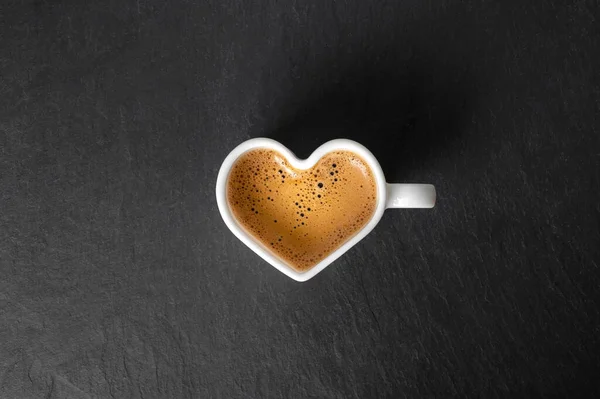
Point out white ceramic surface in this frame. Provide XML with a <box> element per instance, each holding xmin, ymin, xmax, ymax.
<box><xmin>216</xmin><ymin>138</ymin><xmax>436</xmax><ymax>282</ymax></box>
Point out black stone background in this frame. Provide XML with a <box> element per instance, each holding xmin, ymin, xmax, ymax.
<box><xmin>1</xmin><ymin>0</ymin><xmax>600</xmax><ymax>398</ymax></box>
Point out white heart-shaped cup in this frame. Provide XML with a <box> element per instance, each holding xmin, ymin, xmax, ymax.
<box><xmin>216</xmin><ymin>138</ymin><xmax>436</xmax><ymax>282</ymax></box>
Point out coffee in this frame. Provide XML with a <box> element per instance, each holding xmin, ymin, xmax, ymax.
<box><xmin>227</xmin><ymin>148</ymin><xmax>377</xmax><ymax>271</ymax></box>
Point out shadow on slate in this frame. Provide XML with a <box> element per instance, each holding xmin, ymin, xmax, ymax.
<box><xmin>264</xmin><ymin>51</ymin><xmax>473</xmax><ymax>182</ymax></box>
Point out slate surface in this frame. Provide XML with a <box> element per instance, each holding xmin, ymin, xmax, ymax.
<box><xmin>1</xmin><ymin>0</ymin><xmax>600</xmax><ymax>398</ymax></box>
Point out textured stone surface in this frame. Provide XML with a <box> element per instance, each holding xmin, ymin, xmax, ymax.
<box><xmin>1</xmin><ymin>0</ymin><xmax>599</xmax><ymax>397</ymax></box>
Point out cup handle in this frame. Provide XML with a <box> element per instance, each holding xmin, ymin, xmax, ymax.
<box><xmin>386</xmin><ymin>183</ymin><xmax>436</xmax><ymax>209</ymax></box>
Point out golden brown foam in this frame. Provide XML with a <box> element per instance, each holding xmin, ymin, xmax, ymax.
<box><xmin>227</xmin><ymin>148</ymin><xmax>377</xmax><ymax>272</ymax></box>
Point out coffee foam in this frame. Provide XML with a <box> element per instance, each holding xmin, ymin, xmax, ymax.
<box><xmin>227</xmin><ymin>148</ymin><xmax>377</xmax><ymax>271</ymax></box>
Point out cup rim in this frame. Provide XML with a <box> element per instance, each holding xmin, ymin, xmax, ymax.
<box><xmin>215</xmin><ymin>138</ymin><xmax>387</xmax><ymax>282</ymax></box>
